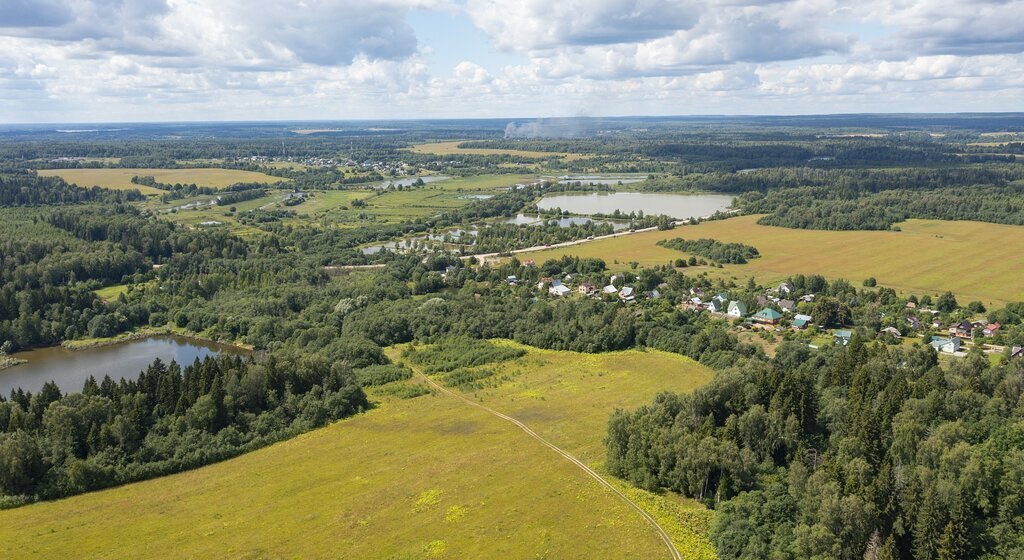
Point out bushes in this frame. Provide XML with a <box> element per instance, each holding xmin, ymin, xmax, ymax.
<box><xmin>403</xmin><ymin>338</ymin><xmax>526</xmax><ymax>374</ymax></box>
<box><xmin>656</xmin><ymin>238</ymin><xmax>760</xmax><ymax>264</ymax></box>
<box><xmin>354</xmin><ymin>364</ymin><xmax>413</xmax><ymax>386</ymax></box>
<box><xmin>442</xmin><ymin>368</ymin><xmax>497</xmax><ymax>390</ymax></box>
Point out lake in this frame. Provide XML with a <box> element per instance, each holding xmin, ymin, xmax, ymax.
<box><xmin>536</xmin><ymin>192</ymin><xmax>734</xmax><ymax>219</ymax></box>
<box><xmin>1</xmin><ymin>336</ymin><xmax>248</xmax><ymax>395</ymax></box>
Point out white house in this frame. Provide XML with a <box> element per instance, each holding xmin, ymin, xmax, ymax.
<box><xmin>727</xmin><ymin>300</ymin><xmax>748</xmax><ymax>318</ymax></box>
<box><xmin>549</xmin><ymin>284</ymin><xmax>571</xmax><ymax>297</ymax></box>
<box><xmin>930</xmin><ymin>336</ymin><xmax>962</xmax><ymax>354</ymax></box>
<box><xmin>602</xmin><ymin>284</ymin><xmax>618</xmax><ymax>295</ymax></box>
<box><xmin>619</xmin><ymin>286</ymin><xmax>636</xmax><ymax>302</ymax></box>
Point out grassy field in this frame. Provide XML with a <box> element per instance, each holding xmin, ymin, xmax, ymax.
<box><xmin>409</xmin><ymin>141</ymin><xmax>591</xmax><ymax>161</ymax></box>
<box><xmin>93</xmin><ymin>284</ymin><xmax>129</xmax><ymax>301</ymax></box>
<box><xmin>520</xmin><ymin>214</ymin><xmax>1024</xmax><ymax>306</ymax></box>
<box><xmin>0</xmin><ymin>343</ymin><xmax>715</xmax><ymax>559</ymax></box>
<box><xmin>39</xmin><ymin>168</ymin><xmax>285</xmax><ymax>193</ymax></box>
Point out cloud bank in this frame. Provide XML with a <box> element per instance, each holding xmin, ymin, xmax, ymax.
<box><xmin>0</xmin><ymin>0</ymin><xmax>1020</xmax><ymax>121</ymax></box>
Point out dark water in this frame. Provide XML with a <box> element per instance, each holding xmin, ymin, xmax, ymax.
<box><xmin>536</xmin><ymin>192</ymin><xmax>734</xmax><ymax>219</ymax></box>
<box><xmin>1</xmin><ymin>336</ymin><xmax>247</xmax><ymax>395</ymax></box>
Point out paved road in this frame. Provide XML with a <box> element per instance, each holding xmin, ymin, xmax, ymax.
<box><xmin>406</xmin><ymin>363</ymin><xmax>683</xmax><ymax>560</ymax></box>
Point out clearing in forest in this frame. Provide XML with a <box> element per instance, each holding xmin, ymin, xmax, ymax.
<box><xmin>0</xmin><ymin>342</ymin><xmax>715</xmax><ymax>560</ymax></box>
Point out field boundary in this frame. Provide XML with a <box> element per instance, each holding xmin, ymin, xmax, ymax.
<box><xmin>404</xmin><ymin>361</ymin><xmax>683</xmax><ymax>560</ymax></box>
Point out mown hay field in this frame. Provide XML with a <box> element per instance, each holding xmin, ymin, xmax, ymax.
<box><xmin>520</xmin><ymin>214</ymin><xmax>1024</xmax><ymax>306</ymax></box>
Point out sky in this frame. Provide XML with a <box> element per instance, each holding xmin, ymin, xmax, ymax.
<box><xmin>0</xmin><ymin>0</ymin><xmax>1022</xmax><ymax>123</ymax></box>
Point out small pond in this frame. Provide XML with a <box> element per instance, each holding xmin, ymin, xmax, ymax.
<box><xmin>1</xmin><ymin>335</ymin><xmax>249</xmax><ymax>395</ymax></box>
<box><xmin>536</xmin><ymin>192</ymin><xmax>733</xmax><ymax>220</ymax></box>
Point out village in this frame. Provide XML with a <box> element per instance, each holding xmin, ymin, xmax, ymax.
<box><xmin>494</xmin><ymin>260</ymin><xmax>1024</xmax><ymax>362</ymax></box>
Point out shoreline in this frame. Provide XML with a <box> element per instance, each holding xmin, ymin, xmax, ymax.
<box><xmin>62</xmin><ymin>328</ymin><xmax>253</xmax><ymax>352</ymax></box>
<box><xmin>0</xmin><ymin>355</ymin><xmax>28</xmax><ymax>372</ymax></box>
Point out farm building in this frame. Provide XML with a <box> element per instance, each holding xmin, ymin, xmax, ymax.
<box><xmin>792</xmin><ymin>314</ymin><xmax>813</xmax><ymax>329</ymax></box>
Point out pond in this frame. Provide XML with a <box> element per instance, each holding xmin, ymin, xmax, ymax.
<box><xmin>1</xmin><ymin>335</ymin><xmax>249</xmax><ymax>395</ymax></box>
<box><xmin>536</xmin><ymin>192</ymin><xmax>734</xmax><ymax>220</ymax></box>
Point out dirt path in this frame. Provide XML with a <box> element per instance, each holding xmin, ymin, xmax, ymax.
<box><xmin>406</xmin><ymin>363</ymin><xmax>683</xmax><ymax>560</ymax></box>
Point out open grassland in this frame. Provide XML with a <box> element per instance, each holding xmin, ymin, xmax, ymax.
<box><xmin>38</xmin><ymin>168</ymin><xmax>285</xmax><ymax>193</ymax></box>
<box><xmin>520</xmin><ymin>214</ymin><xmax>1024</xmax><ymax>306</ymax></box>
<box><xmin>93</xmin><ymin>284</ymin><xmax>129</xmax><ymax>302</ymax></box>
<box><xmin>409</xmin><ymin>141</ymin><xmax>592</xmax><ymax>161</ymax></box>
<box><xmin>0</xmin><ymin>344</ymin><xmax>715</xmax><ymax>560</ymax></box>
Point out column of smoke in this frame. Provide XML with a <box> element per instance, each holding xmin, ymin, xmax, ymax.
<box><xmin>504</xmin><ymin>118</ymin><xmax>585</xmax><ymax>139</ymax></box>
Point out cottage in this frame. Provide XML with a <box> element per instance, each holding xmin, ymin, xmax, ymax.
<box><xmin>648</xmin><ymin>289</ymin><xmax>661</xmax><ymax>299</ymax></box>
<box><xmin>619</xmin><ymin>286</ymin><xmax>636</xmax><ymax>302</ymax></box>
<box><xmin>906</xmin><ymin>301</ymin><xmax>917</xmax><ymax>309</ymax></box>
<box><xmin>834</xmin><ymin>329</ymin><xmax>853</xmax><ymax>345</ymax></box>
<box><xmin>792</xmin><ymin>314</ymin><xmax>813</xmax><ymax>329</ymax></box>
<box><xmin>506</xmin><ymin>275</ymin><xmax>518</xmax><ymax>285</ymax></box>
<box><xmin>727</xmin><ymin>301</ymin><xmax>748</xmax><ymax>318</ymax></box>
<box><xmin>706</xmin><ymin>299</ymin><xmax>723</xmax><ymax>313</ymax></box>
<box><xmin>931</xmin><ymin>336</ymin><xmax>962</xmax><ymax>354</ymax></box>
<box><xmin>690</xmin><ymin>287</ymin><xmax>705</xmax><ymax>297</ymax></box>
<box><xmin>578</xmin><ymin>283</ymin><xmax>596</xmax><ymax>297</ymax></box>
<box><xmin>779</xmin><ymin>282</ymin><xmax>793</xmax><ymax>296</ymax></box>
<box><xmin>906</xmin><ymin>316</ymin><xmax>921</xmax><ymax>329</ymax></box>
<box><xmin>880</xmin><ymin>326</ymin><xmax>902</xmax><ymax>339</ymax></box>
<box><xmin>712</xmin><ymin>293</ymin><xmax>729</xmax><ymax>306</ymax></box>
<box><xmin>778</xmin><ymin>299</ymin><xmax>796</xmax><ymax>313</ymax></box>
<box><xmin>800</xmin><ymin>294</ymin><xmax>816</xmax><ymax>303</ymax></box>
<box><xmin>983</xmin><ymin>322</ymin><xmax>1001</xmax><ymax>337</ymax></box>
<box><xmin>682</xmin><ymin>297</ymin><xmax>704</xmax><ymax>311</ymax></box>
<box><xmin>752</xmin><ymin>308</ymin><xmax>783</xmax><ymax>325</ymax></box>
<box><xmin>602</xmin><ymin>284</ymin><xmax>618</xmax><ymax>295</ymax></box>
<box><xmin>537</xmin><ymin>277</ymin><xmax>554</xmax><ymax>290</ymax></box>
<box><xmin>1012</xmin><ymin>346</ymin><xmax>1024</xmax><ymax>359</ymax></box>
<box><xmin>756</xmin><ymin>295</ymin><xmax>769</xmax><ymax>307</ymax></box>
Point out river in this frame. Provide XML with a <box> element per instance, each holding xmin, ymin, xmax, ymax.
<box><xmin>1</xmin><ymin>335</ymin><xmax>248</xmax><ymax>395</ymax></box>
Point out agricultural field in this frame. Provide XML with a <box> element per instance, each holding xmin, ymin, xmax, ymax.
<box><xmin>520</xmin><ymin>214</ymin><xmax>1024</xmax><ymax>306</ymax></box>
<box><xmin>38</xmin><ymin>168</ymin><xmax>285</xmax><ymax>193</ymax></box>
<box><xmin>408</xmin><ymin>141</ymin><xmax>592</xmax><ymax>161</ymax></box>
<box><xmin>0</xmin><ymin>343</ymin><xmax>714</xmax><ymax>560</ymax></box>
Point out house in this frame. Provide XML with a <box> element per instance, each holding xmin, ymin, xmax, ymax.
<box><xmin>834</xmin><ymin>329</ymin><xmax>853</xmax><ymax>345</ymax></box>
<box><xmin>949</xmin><ymin>321</ymin><xmax>973</xmax><ymax>338</ymax></box>
<box><xmin>712</xmin><ymin>293</ymin><xmax>729</xmax><ymax>306</ymax></box>
<box><xmin>522</xmin><ymin>259</ymin><xmax>536</xmax><ymax>267</ymax></box>
<box><xmin>880</xmin><ymin>326</ymin><xmax>902</xmax><ymax>339</ymax></box>
<box><xmin>800</xmin><ymin>294</ymin><xmax>816</xmax><ymax>303</ymax></box>
<box><xmin>549</xmin><ymin>284</ymin><xmax>571</xmax><ymax>297</ymax></box>
<box><xmin>578</xmin><ymin>283</ymin><xmax>596</xmax><ymax>297</ymax></box>
<box><xmin>1012</xmin><ymin>346</ymin><xmax>1024</xmax><ymax>359</ymax></box>
<box><xmin>537</xmin><ymin>277</ymin><xmax>553</xmax><ymax>290</ymax></box>
<box><xmin>727</xmin><ymin>301</ymin><xmax>748</xmax><ymax>318</ymax></box>
<box><xmin>931</xmin><ymin>336</ymin><xmax>962</xmax><ymax>354</ymax></box>
<box><xmin>779</xmin><ymin>282</ymin><xmax>793</xmax><ymax>296</ymax></box>
<box><xmin>906</xmin><ymin>301</ymin><xmax>917</xmax><ymax>309</ymax></box>
<box><xmin>690</xmin><ymin>287</ymin><xmax>705</xmax><ymax>297</ymax></box>
<box><xmin>983</xmin><ymin>322</ymin><xmax>1001</xmax><ymax>337</ymax></box>
<box><xmin>756</xmin><ymin>295</ymin><xmax>769</xmax><ymax>307</ymax></box>
<box><xmin>707</xmin><ymin>299</ymin><xmax>724</xmax><ymax>313</ymax></box>
<box><xmin>681</xmin><ymin>297</ymin><xmax>704</xmax><ymax>311</ymax></box>
<box><xmin>506</xmin><ymin>275</ymin><xmax>518</xmax><ymax>285</ymax></box>
<box><xmin>906</xmin><ymin>316</ymin><xmax>921</xmax><ymax>329</ymax></box>
<box><xmin>619</xmin><ymin>286</ymin><xmax>636</xmax><ymax>302</ymax></box>
<box><xmin>648</xmin><ymin>289</ymin><xmax>661</xmax><ymax>299</ymax></box>
<box><xmin>752</xmin><ymin>308</ymin><xmax>783</xmax><ymax>325</ymax></box>
<box><xmin>602</xmin><ymin>284</ymin><xmax>619</xmax><ymax>295</ymax></box>
<box><xmin>779</xmin><ymin>299</ymin><xmax>797</xmax><ymax>313</ymax></box>
<box><xmin>792</xmin><ymin>314</ymin><xmax>813</xmax><ymax>329</ymax></box>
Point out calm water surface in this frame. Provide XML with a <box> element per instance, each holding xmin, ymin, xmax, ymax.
<box><xmin>1</xmin><ymin>336</ymin><xmax>247</xmax><ymax>395</ymax></box>
<box><xmin>536</xmin><ymin>192</ymin><xmax>733</xmax><ymax>219</ymax></box>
